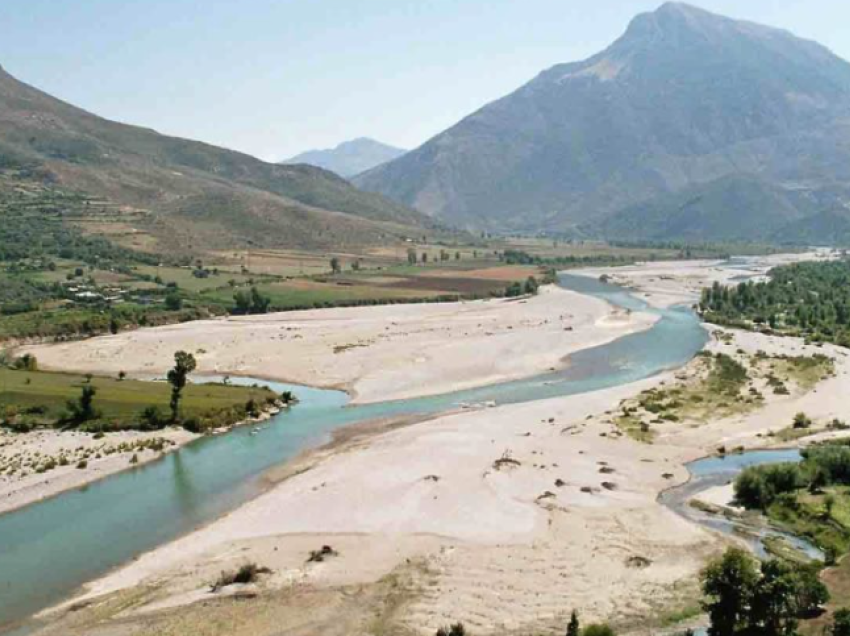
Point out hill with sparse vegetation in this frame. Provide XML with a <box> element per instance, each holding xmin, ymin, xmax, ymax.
<box><xmin>0</xmin><ymin>63</ymin><xmax>436</xmax><ymax>257</ymax></box>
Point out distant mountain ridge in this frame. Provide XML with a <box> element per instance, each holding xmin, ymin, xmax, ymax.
<box><xmin>283</xmin><ymin>138</ymin><xmax>406</xmax><ymax>177</ymax></box>
<box><xmin>0</xmin><ymin>66</ymin><xmax>432</xmax><ymax>255</ymax></box>
<box><xmin>355</xmin><ymin>2</ymin><xmax>850</xmax><ymax>242</ymax></box>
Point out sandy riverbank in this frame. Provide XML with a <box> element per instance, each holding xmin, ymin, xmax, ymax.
<box><xmin>25</xmin><ymin>255</ymin><xmax>850</xmax><ymax>636</ymax></box>
<box><xmin>0</xmin><ymin>427</ymin><xmax>197</xmax><ymax>515</ymax></box>
<box><xmin>21</xmin><ymin>285</ymin><xmax>657</xmax><ymax>405</ymax></box>
<box><xmin>0</xmin><ymin>403</ymin><xmax>285</xmax><ymax>515</ymax></box>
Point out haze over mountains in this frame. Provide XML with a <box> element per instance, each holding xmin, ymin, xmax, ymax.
<box><xmin>283</xmin><ymin>138</ymin><xmax>406</xmax><ymax>178</ymax></box>
<box><xmin>0</xmin><ymin>64</ymin><xmax>432</xmax><ymax>255</ymax></box>
<box><xmin>356</xmin><ymin>2</ymin><xmax>850</xmax><ymax>243</ymax></box>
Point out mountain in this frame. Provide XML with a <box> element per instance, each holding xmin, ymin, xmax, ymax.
<box><xmin>0</xmin><ymin>64</ymin><xmax>433</xmax><ymax>255</ymax></box>
<box><xmin>584</xmin><ymin>174</ymin><xmax>808</xmax><ymax>242</ymax></box>
<box><xmin>355</xmin><ymin>3</ymin><xmax>850</xmax><ymax>239</ymax></box>
<box><xmin>771</xmin><ymin>208</ymin><xmax>850</xmax><ymax>246</ymax></box>
<box><xmin>283</xmin><ymin>138</ymin><xmax>406</xmax><ymax>177</ymax></box>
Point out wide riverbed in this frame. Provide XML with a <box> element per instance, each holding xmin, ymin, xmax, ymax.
<box><xmin>0</xmin><ymin>273</ymin><xmax>708</xmax><ymax>632</ymax></box>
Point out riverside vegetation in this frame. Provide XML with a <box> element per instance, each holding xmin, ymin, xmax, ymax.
<box><xmin>700</xmin><ymin>260</ymin><xmax>850</xmax><ymax>348</ymax></box>
<box><xmin>731</xmin><ymin>440</ymin><xmax>850</xmax><ymax>633</ymax></box>
<box><xmin>611</xmin><ymin>347</ymin><xmax>834</xmax><ymax>443</ymax></box>
<box><xmin>0</xmin><ymin>351</ymin><xmax>282</xmax><ymax>435</ymax></box>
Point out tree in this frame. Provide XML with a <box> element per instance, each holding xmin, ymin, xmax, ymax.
<box><xmin>505</xmin><ymin>281</ymin><xmax>523</xmax><ymax>297</ymax></box>
<box><xmin>583</xmin><ymin>624</ymin><xmax>615</xmax><ymax>636</ymax></box>
<box><xmin>749</xmin><ymin>559</ymin><xmax>799</xmax><ymax>636</ymax></box>
<box><xmin>250</xmin><ymin>287</ymin><xmax>270</xmax><ymax>314</ymax></box>
<box><xmin>435</xmin><ymin>623</ymin><xmax>466</xmax><ymax>636</ymax></box>
<box><xmin>165</xmin><ymin>291</ymin><xmax>183</xmax><ymax>311</ymax></box>
<box><xmin>14</xmin><ymin>354</ymin><xmax>38</xmax><ymax>372</ymax></box>
<box><xmin>167</xmin><ymin>351</ymin><xmax>196</xmax><ymax>422</ymax></box>
<box><xmin>793</xmin><ymin>564</ymin><xmax>829</xmax><ymax>617</ymax></box>
<box><xmin>67</xmin><ymin>385</ymin><xmax>98</xmax><ymax>424</ymax></box>
<box><xmin>825</xmin><ymin>493</ymin><xmax>837</xmax><ymax>518</ymax></box>
<box><xmin>524</xmin><ymin>276</ymin><xmax>539</xmax><ymax>295</ymax></box>
<box><xmin>701</xmin><ymin>547</ymin><xmax>759</xmax><ymax>636</ymax></box>
<box><xmin>234</xmin><ymin>289</ymin><xmax>252</xmax><ymax>314</ymax></box>
<box><xmin>233</xmin><ymin>287</ymin><xmax>269</xmax><ymax>315</ymax></box>
<box><xmin>407</xmin><ymin>248</ymin><xmax>417</xmax><ymax>265</ymax></box>
<box><xmin>139</xmin><ymin>405</ymin><xmax>165</xmax><ymax>430</ymax></box>
<box><xmin>566</xmin><ymin>610</ymin><xmax>580</xmax><ymax>636</ymax></box>
<box><xmin>833</xmin><ymin>609</ymin><xmax>850</xmax><ymax>636</ymax></box>
<box><xmin>330</xmin><ymin>257</ymin><xmax>341</xmax><ymax>274</ymax></box>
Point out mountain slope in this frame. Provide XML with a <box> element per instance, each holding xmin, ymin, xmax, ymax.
<box><xmin>0</xmin><ymin>64</ymin><xmax>432</xmax><ymax>253</ymax></box>
<box><xmin>771</xmin><ymin>208</ymin><xmax>850</xmax><ymax>246</ymax></box>
<box><xmin>582</xmin><ymin>174</ymin><xmax>809</xmax><ymax>242</ymax></box>
<box><xmin>355</xmin><ymin>2</ymin><xmax>850</xmax><ymax>235</ymax></box>
<box><xmin>283</xmin><ymin>138</ymin><xmax>406</xmax><ymax>177</ymax></box>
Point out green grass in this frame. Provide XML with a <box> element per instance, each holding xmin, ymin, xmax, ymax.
<box><xmin>132</xmin><ymin>265</ymin><xmax>261</xmax><ymax>293</ymax></box>
<box><xmin>0</xmin><ymin>368</ymin><xmax>277</xmax><ymax>430</ymax></box>
<box><xmin>767</xmin><ymin>488</ymin><xmax>850</xmax><ymax>558</ymax></box>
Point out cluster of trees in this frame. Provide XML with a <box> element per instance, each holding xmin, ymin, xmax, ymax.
<box><xmin>501</xmin><ymin>249</ymin><xmax>636</xmax><ymax>268</ymax></box>
<box><xmin>700</xmin><ymin>261</ymin><xmax>850</xmax><ymax>347</ymax></box>
<box><xmin>232</xmin><ymin>287</ymin><xmax>271</xmax><ymax>315</ymax></box>
<box><xmin>702</xmin><ymin>547</ymin><xmax>830</xmax><ymax>636</ymax></box>
<box><xmin>0</xmin><ymin>187</ymin><xmax>160</xmax><ymax>266</ymax></box>
<box><xmin>735</xmin><ymin>440</ymin><xmax>850</xmax><ymax>510</ymax></box>
<box><xmin>505</xmin><ymin>276</ymin><xmax>541</xmax><ymax>297</ymax></box>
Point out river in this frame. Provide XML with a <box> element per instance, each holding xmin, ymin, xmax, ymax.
<box><xmin>0</xmin><ymin>272</ymin><xmax>709</xmax><ymax>632</ymax></box>
<box><xmin>661</xmin><ymin>450</ymin><xmax>823</xmax><ymax>562</ymax></box>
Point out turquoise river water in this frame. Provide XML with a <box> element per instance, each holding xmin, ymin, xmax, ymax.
<box><xmin>0</xmin><ymin>273</ymin><xmax>710</xmax><ymax>632</ymax></box>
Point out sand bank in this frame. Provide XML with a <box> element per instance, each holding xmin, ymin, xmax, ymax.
<box><xmin>22</xmin><ymin>285</ymin><xmax>657</xmax><ymax>405</ymax></box>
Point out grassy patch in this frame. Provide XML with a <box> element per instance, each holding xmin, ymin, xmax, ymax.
<box><xmin>767</xmin><ymin>488</ymin><xmax>850</xmax><ymax>558</ymax></box>
<box><xmin>0</xmin><ymin>368</ymin><xmax>277</xmax><ymax>431</ymax></box>
<box><xmin>615</xmin><ymin>351</ymin><xmax>832</xmax><ymax>441</ymax></box>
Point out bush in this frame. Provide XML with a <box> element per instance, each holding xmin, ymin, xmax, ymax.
<box><xmin>211</xmin><ymin>562</ymin><xmax>270</xmax><ymax>592</ymax></box>
<box><xmin>435</xmin><ymin>623</ymin><xmax>467</xmax><ymax>636</ymax></box>
<box><xmin>583</xmin><ymin>624</ymin><xmax>616</xmax><ymax>636</ymax></box>
<box><xmin>734</xmin><ymin>463</ymin><xmax>802</xmax><ymax>509</ymax></box>
<box><xmin>793</xmin><ymin>412</ymin><xmax>813</xmax><ymax>429</ymax></box>
<box><xmin>139</xmin><ymin>405</ymin><xmax>166</xmax><ymax>431</ymax></box>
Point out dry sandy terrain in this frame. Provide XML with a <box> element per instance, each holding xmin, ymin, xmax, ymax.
<box><xmin>576</xmin><ymin>250</ymin><xmax>835</xmax><ymax>309</ymax></box>
<box><xmin>61</xmin><ymin>379</ymin><xmax>717</xmax><ymax>636</ymax></box>
<box><xmin>23</xmin><ymin>285</ymin><xmax>656</xmax><ymax>405</ymax></box>
<box><xmin>27</xmin><ymin>253</ymin><xmax>850</xmax><ymax>636</ymax></box>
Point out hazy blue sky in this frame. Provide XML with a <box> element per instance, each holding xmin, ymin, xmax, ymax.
<box><xmin>2</xmin><ymin>0</ymin><xmax>846</xmax><ymax>161</ymax></box>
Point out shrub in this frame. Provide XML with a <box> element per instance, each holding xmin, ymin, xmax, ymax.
<box><xmin>793</xmin><ymin>412</ymin><xmax>813</xmax><ymax>429</ymax></box>
<box><xmin>139</xmin><ymin>406</ymin><xmax>166</xmax><ymax>431</ymax></box>
<box><xmin>211</xmin><ymin>562</ymin><xmax>270</xmax><ymax>592</ymax></box>
<box><xmin>734</xmin><ymin>463</ymin><xmax>802</xmax><ymax>509</ymax></box>
<box><xmin>435</xmin><ymin>623</ymin><xmax>467</xmax><ymax>636</ymax></box>
<box><xmin>583</xmin><ymin>624</ymin><xmax>616</xmax><ymax>636</ymax></box>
